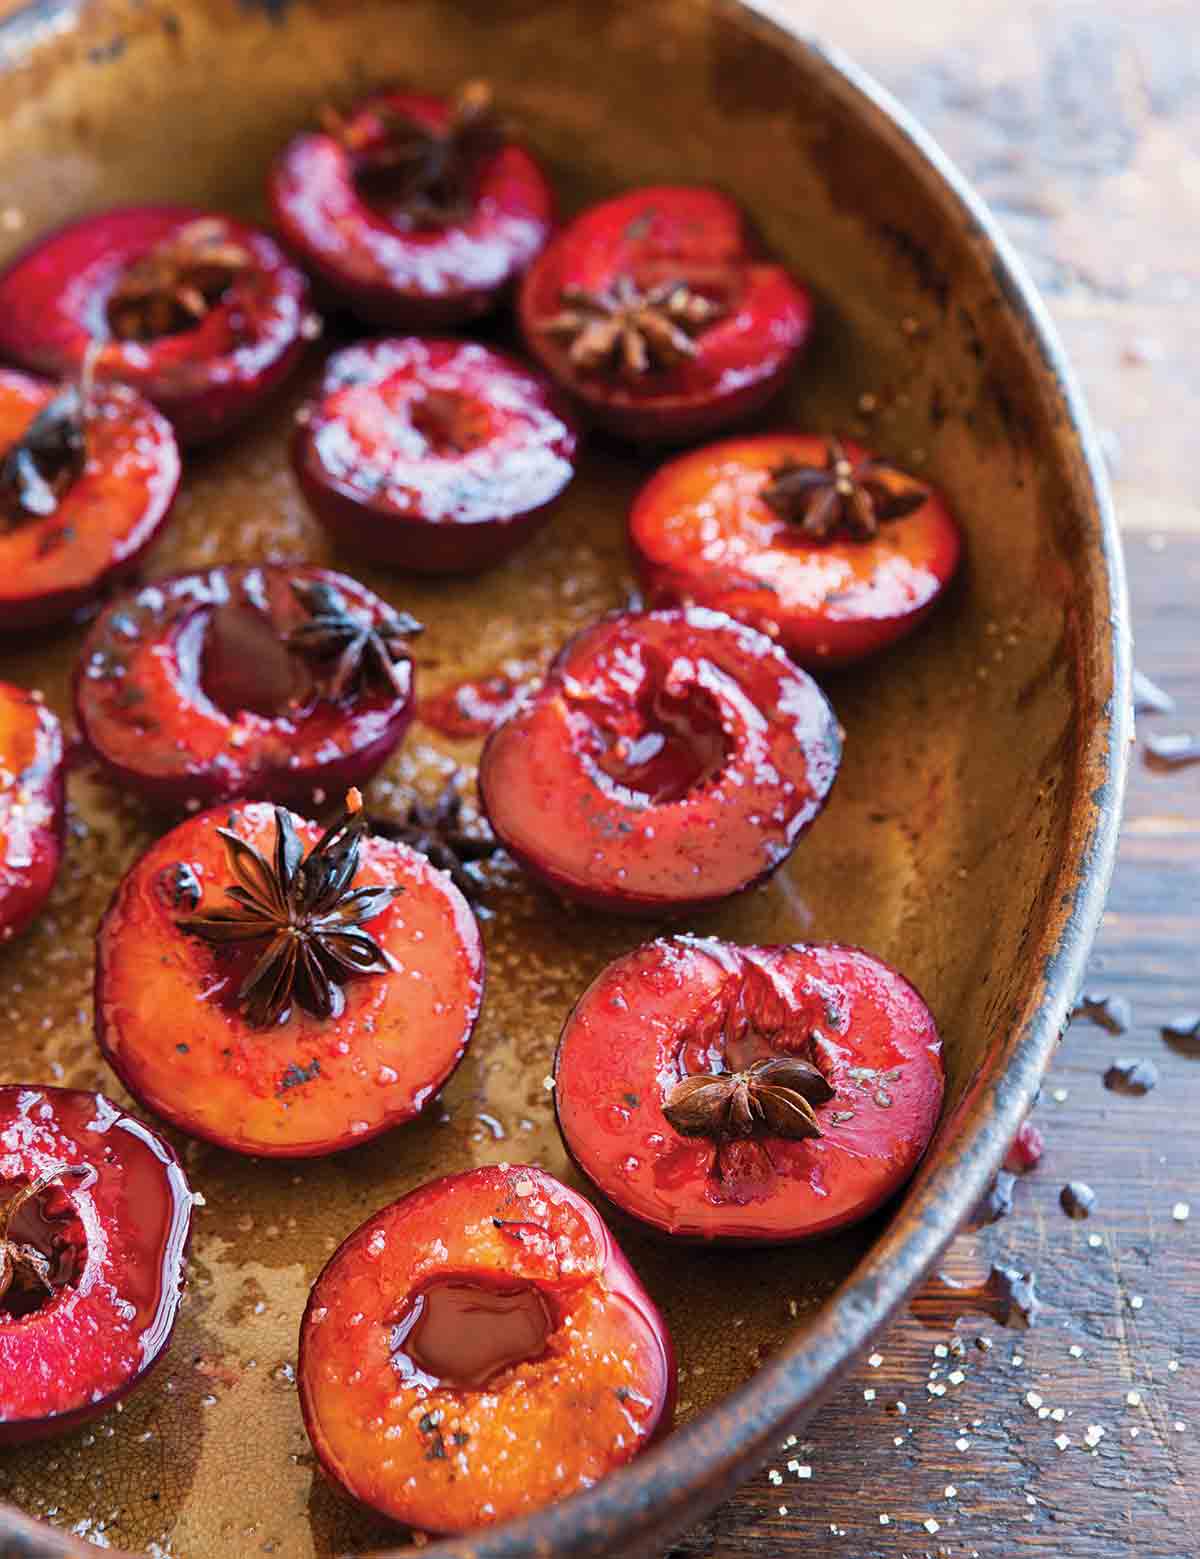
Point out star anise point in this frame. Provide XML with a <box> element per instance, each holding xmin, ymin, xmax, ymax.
<box><xmin>180</xmin><ymin>796</ymin><xmax>400</xmax><ymax>1028</ymax></box>
<box><xmin>541</xmin><ymin>277</ymin><xmax>724</xmax><ymax>382</ymax></box>
<box><xmin>287</xmin><ymin>579</ymin><xmax>421</xmax><ymax>704</ymax></box>
<box><xmin>663</xmin><ymin>1056</ymin><xmax>831</xmax><ymax>1148</ymax></box>
<box><xmin>761</xmin><ymin>437</ymin><xmax>928</xmax><ymax>540</ymax></box>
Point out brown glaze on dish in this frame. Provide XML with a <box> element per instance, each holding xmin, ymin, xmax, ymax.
<box><xmin>0</xmin><ymin>1</ymin><xmax>1126</xmax><ymax>1556</ymax></box>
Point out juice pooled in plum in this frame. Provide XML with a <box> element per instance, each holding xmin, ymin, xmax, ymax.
<box><xmin>0</xmin><ymin>1086</ymin><xmax>192</xmax><ymax>1443</ymax></box>
<box><xmin>299</xmin><ymin>1164</ymin><xmax>674</xmax><ymax>1532</ymax></box>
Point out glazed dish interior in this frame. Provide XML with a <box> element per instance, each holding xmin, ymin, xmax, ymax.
<box><xmin>0</xmin><ymin>0</ymin><xmax>1113</xmax><ymax>1553</ymax></box>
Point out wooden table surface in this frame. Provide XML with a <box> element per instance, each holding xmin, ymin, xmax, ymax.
<box><xmin>0</xmin><ymin>2</ymin><xmax>1194</xmax><ymax>1557</ymax></box>
<box><xmin>666</xmin><ymin>2</ymin><xmax>1200</xmax><ymax>1555</ymax></box>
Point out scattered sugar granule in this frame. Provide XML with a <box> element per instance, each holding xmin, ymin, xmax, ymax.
<box><xmin>1084</xmin><ymin>1425</ymin><xmax>1105</xmax><ymax>1448</ymax></box>
<box><xmin>1050</xmin><ymin>1408</ymin><xmax>1066</xmax><ymax>1423</ymax></box>
<box><xmin>1026</xmin><ymin>1391</ymin><xmax>1043</xmax><ymax>1410</ymax></box>
<box><xmin>893</xmin><ymin>1401</ymin><xmax>908</xmax><ymax>1416</ymax></box>
<box><xmin>795</xmin><ymin>1465</ymin><xmax>812</xmax><ymax>1480</ymax></box>
<box><xmin>928</xmin><ymin>1382</ymin><xmax>946</xmax><ymax>1397</ymax></box>
<box><xmin>778</xmin><ymin>1506</ymin><xmax>788</xmax><ymax>1516</ymax></box>
<box><xmin>542</xmin><ymin>1076</ymin><xmax>555</xmax><ymax>1091</ymax></box>
<box><xmin>924</xmin><ymin>1517</ymin><xmax>941</xmax><ymax>1535</ymax></box>
<box><xmin>1088</xmin><ymin>1234</ymin><xmax>1104</xmax><ymax>1248</ymax></box>
<box><xmin>1069</xmin><ymin>1345</ymin><xmax>1084</xmax><ymax>1358</ymax></box>
<box><xmin>867</xmin><ymin>1353</ymin><xmax>883</xmax><ymax>1368</ymax></box>
<box><xmin>1130</xmin><ymin>1427</ymin><xmax>1140</xmax><ymax>1438</ymax></box>
<box><xmin>934</xmin><ymin>1344</ymin><xmax>949</xmax><ymax>1358</ymax></box>
<box><xmin>863</xmin><ymin>1388</ymin><xmax>876</xmax><ymax>1402</ymax></box>
<box><xmin>956</xmin><ymin>1437</ymin><xmax>971</xmax><ymax>1451</ymax></box>
<box><xmin>893</xmin><ymin>1436</ymin><xmax>905</xmax><ymax>1446</ymax></box>
<box><xmin>945</xmin><ymin>1485</ymin><xmax>958</xmax><ymax>1499</ymax></box>
<box><xmin>879</xmin><ymin>1514</ymin><xmax>891</xmax><ymax>1525</ymax></box>
<box><xmin>768</xmin><ymin>1469</ymin><xmax>783</xmax><ymax>1486</ymax></box>
<box><xmin>1130</xmin><ymin>1295</ymin><xmax>1145</xmax><ymax>1311</ymax></box>
<box><xmin>1169</xmin><ymin>1360</ymin><xmax>1180</xmax><ymax>1373</ymax></box>
<box><xmin>1038</xmin><ymin>1407</ymin><xmax>1050</xmax><ymax>1420</ymax></box>
<box><xmin>1052</xmin><ymin>1087</ymin><xmax>1069</xmax><ymax>1102</ymax></box>
<box><xmin>1011</xmin><ymin>1354</ymin><xmax>1025</xmax><ymax>1366</ymax></box>
<box><xmin>1173</xmin><ymin>1202</ymin><xmax>1190</xmax><ymax>1222</ymax></box>
<box><xmin>948</xmin><ymin>1369</ymin><xmax>965</xmax><ymax>1386</ymax></box>
<box><xmin>1174</xmin><ymin>1421</ymin><xmax>1187</xmax><ymax>1433</ymax></box>
<box><xmin>1126</xmin><ymin>1390</ymin><xmax>1142</xmax><ymax>1407</ymax></box>
<box><xmin>1054</xmin><ymin>1433</ymin><xmax>1071</xmax><ymax>1450</ymax></box>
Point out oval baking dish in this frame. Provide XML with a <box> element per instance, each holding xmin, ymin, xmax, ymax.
<box><xmin>0</xmin><ymin>0</ymin><xmax>1128</xmax><ymax>1555</ymax></box>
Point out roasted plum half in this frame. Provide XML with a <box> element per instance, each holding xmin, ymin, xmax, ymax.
<box><xmin>94</xmin><ymin>795</ymin><xmax>484</xmax><ymax>1158</ymax></box>
<box><xmin>519</xmin><ymin>185</ymin><xmax>812</xmax><ymax>443</ymax></box>
<box><xmin>478</xmin><ymin>608</ymin><xmax>841</xmax><ymax>915</ymax></box>
<box><xmin>0</xmin><ymin>1085</ymin><xmax>192</xmax><ymax>1443</ymax></box>
<box><xmin>269</xmin><ymin>83</ymin><xmax>555</xmax><ymax>329</ymax></box>
<box><xmin>299</xmin><ymin>1164</ymin><xmax>674</xmax><ymax>1532</ymax></box>
<box><xmin>0</xmin><ymin>682</ymin><xmax>65</xmax><ymax>944</ymax></box>
<box><xmin>0</xmin><ymin>206</ymin><xmax>314</xmax><ymax>445</ymax></box>
<box><xmin>554</xmin><ymin>937</ymin><xmax>944</xmax><ymax>1242</ymax></box>
<box><xmin>629</xmin><ymin>433</ymin><xmax>962</xmax><ymax>667</ymax></box>
<box><xmin>0</xmin><ymin>367</ymin><xmax>180</xmax><ymax>631</ymax></box>
<box><xmin>75</xmin><ymin>564</ymin><xmax>418</xmax><ymax>812</ymax></box>
<box><xmin>293</xmin><ymin>337</ymin><xmax>579</xmax><ymax>573</ymax></box>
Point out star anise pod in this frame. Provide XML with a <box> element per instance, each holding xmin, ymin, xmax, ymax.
<box><xmin>0</xmin><ymin>1164</ymin><xmax>82</xmax><ymax>1310</ymax></box>
<box><xmin>323</xmin><ymin>81</ymin><xmax>501</xmax><ymax>228</ymax></box>
<box><xmin>663</xmin><ymin>1056</ymin><xmax>834</xmax><ymax>1144</ymax></box>
<box><xmin>0</xmin><ymin>385</ymin><xmax>87</xmax><ymax>528</ymax></box>
<box><xmin>369</xmin><ymin>786</ymin><xmax>500</xmax><ymax>904</ymax></box>
<box><xmin>540</xmin><ymin>276</ymin><xmax>725</xmax><ymax>381</ymax></box>
<box><xmin>287</xmin><ymin>579</ymin><xmax>422</xmax><ymax>703</ymax></box>
<box><xmin>107</xmin><ymin>218</ymin><xmax>253</xmax><ymax>342</ymax></box>
<box><xmin>760</xmin><ymin>436</ymin><xmax>928</xmax><ymax>540</ymax></box>
<box><xmin>179</xmin><ymin>791</ymin><xmax>400</xmax><ymax>1027</ymax></box>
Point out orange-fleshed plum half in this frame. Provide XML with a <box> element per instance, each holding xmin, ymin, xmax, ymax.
<box><xmin>298</xmin><ymin>1164</ymin><xmax>675</xmax><ymax>1532</ymax></box>
<box><xmin>0</xmin><ymin>683</ymin><xmax>64</xmax><ymax>944</ymax></box>
<box><xmin>0</xmin><ymin>1086</ymin><xmax>192</xmax><ymax>1443</ymax></box>
<box><xmin>629</xmin><ymin>433</ymin><xmax>962</xmax><ymax>668</ymax></box>
<box><xmin>0</xmin><ymin>370</ymin><xmax>180</xmax><ymax>633</ymax></box>
<box><xmin>478</xmin><ymin>608</ymin><xmax>840</xmax><ymax>915</ymax></box>
<box><xmin>74</xmin><ymin>563</ymin><xmax>416</xmax><ymax>812</ymax></box>
<box><xmin>519</xmin><ymin>185</ymin><xmax>811</xmax><ymax>443</ymax></box>
<box><xmin>94</xmin><ymin>802</ymin><xmax>484</xmax><ymax>1157</ymax></box>
<box><xmin>554</xmin><ymin>937</ymin><xmax>944</xmax><ymax>1242</ymax></box>
<box><xmin>292</xmin><ymin>337</ymin><xmax>579</xmax><ymax>573</ymax></box>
